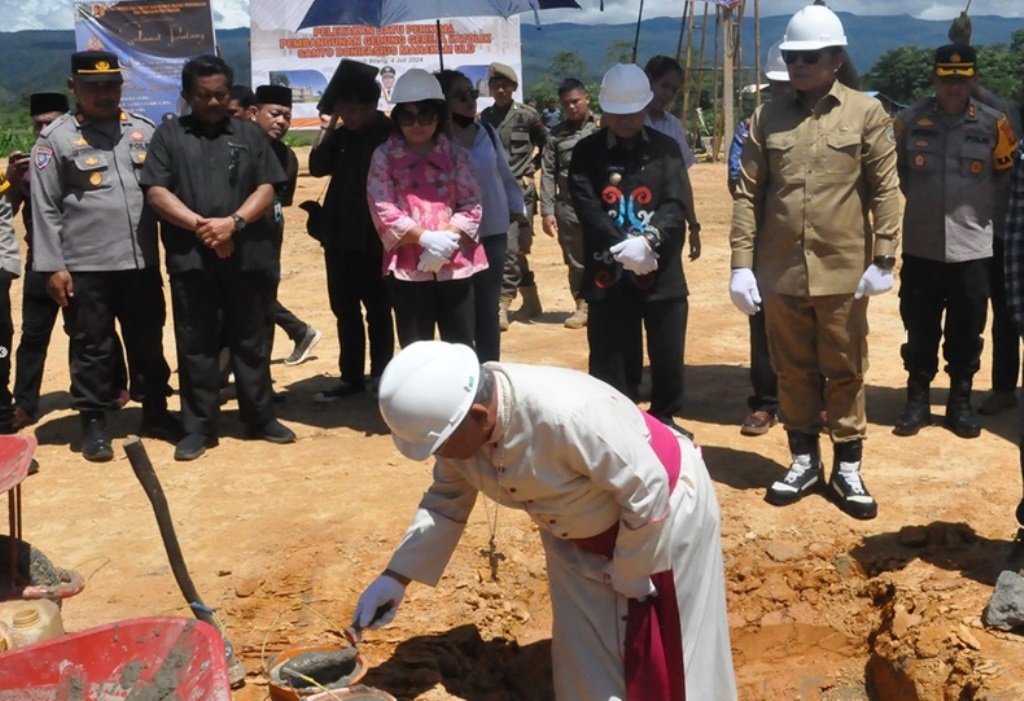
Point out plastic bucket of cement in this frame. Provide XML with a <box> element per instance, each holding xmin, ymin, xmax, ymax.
<box><xmin>267</xmin><ymin>644</ymin><xmax>367</xmax><ymax>701</ymax></box>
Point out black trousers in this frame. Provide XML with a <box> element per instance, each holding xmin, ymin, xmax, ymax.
<box><xmin>748</xmin><ymin>308</ymin><xmax>779</xmax><ymax>413</ymax></box>
<box><xmin>473</xmin><ymin>235</ymin><xmax>507</xmax><ymax>363</ymax></box>
<box><xmin>989</xmin><ymin>237</ymin><xmax>1023</xmax><ymax>392</ymax></box>
<box><xmin>62</xmin><ymin>269</ymin><xmax>170</xmax><ymax>413</ymax></box>
<box><xmin>324</xmin><ymin>248</ymin><xmax>394</xmax><ymax>384</ymax></box>
<box><xmin>386</xmin><ymin>276</ymin><xmax>474</xmax><ymax>349</ymax></box>
<box><xmin>273</xmin><ymin>301</ymin><xmax>307</xmax><ymax>342</ymax></box>
<box><xmin>170</xmin><ymin>268</ymin><xmax>276</xmax><ymax>438</ymax></box>
<box><xmin>587</xmin><ymin>294</ymin><xmax>688</xmax><ymax>421</ymax></box>
<box><xmin>899</xmin><ymin>255</ymin><xmax>990</xmax><ymax>382</ymax></box>
<box><xmin>14</xmin><ymin>270</ymin><xmax>130</xmax><ymax>417</ymax></box>
<box><xmin>0</xmin><ymin>271</ymin><xmax>13</xmax><ymax>425</ymax></box>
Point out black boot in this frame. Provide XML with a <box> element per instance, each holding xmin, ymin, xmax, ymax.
<box><xmin>944</xmin><ymin>376</ymin><xmax>981</xmax><ymax>438</ymax></box>
<box><xmin>81</xmin><ymin>411</ymin><xmax>113</xmax><ymax>463</ymax></box>
<box><xmin>827</xmin><ymin>439</ymin><xmax>877</xmax><ymax>520</ymax></box>
<box><xmin>766</xmin><ymin>431</ymin><xmax>823</xmax><ymax>506</ymax></box>
<box><xmin>893</xmin><ymin>376</ymin><xmax>931</xmax><ymax>436</ymax></box>
<box><xmin>138</xmin><ymin>403</ymin><xmax>183</xmax><ymax>443</ymax></box>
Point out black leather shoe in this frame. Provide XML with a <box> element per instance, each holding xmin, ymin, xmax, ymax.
<box><xmin>174</xmin><ymin>433</ymin><xmax>218</xmax><ymax>461</ymax></box>
<box><xmin>81</xmin><ymin>413</ymin><xmax>113</xmax><ymax>462</ymax></box>
<box><xmin>246</xmin><ymin>419</ymin><xmax>296</xmax><ymax>444</ymax></box>
<box><xmin>138</xmin><ymin>408</ymin><xmax>184</xmax><ymax>443</ymax></box>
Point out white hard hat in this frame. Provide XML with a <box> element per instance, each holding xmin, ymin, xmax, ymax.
<box><xmin>598</xmin><ymin>63</ymin><xmax>653</xmax><ymax>115</ymax></box>
<box><xmin>389</xmin><ymin>68</ymin><xmax>444</xmax><ymax>105</ymax></box>
<box><xmin>378</xmin><ymin>341</ymin><xmax>481</xmax><ymax>461</ymax></box>
<box><xmin>765</xmin><ymin>40</ymin><xmax>789</xmax><ymax>82</ymax></box>
<box><xmin>780</xmin><ymin>5</ymin><xmax>848</xmax><ymax>51</ymax></box>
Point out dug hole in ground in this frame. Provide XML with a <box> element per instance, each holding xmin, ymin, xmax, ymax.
<box><xmin>14</xmin><ymin>154</ymin><xmax>1024</xmax><ymax>700</ymax></box>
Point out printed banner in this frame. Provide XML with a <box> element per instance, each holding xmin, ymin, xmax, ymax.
<box><xmin>74</xmin><ymin>1</ymin><xmax>217</xmax><ymax>123</ymax></box>
<box><xmin>251</xmin><ymin>0</ymin><xmax>523</xmax><ymax>129</ymax></box>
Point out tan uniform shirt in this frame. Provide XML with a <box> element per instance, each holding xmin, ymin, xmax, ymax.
<box><xmin>730</xmin><ymin>81</ymin><xmax>901</xmax><ymax>296</ymax></box>
<box><xmin>539</xmin><ymin>114</ymin><xmax>598</xmax><ymax>219</ymax></box>
<box><xmin>896</xmin><ymin>97</ymin><xmax>1016</xmax><ymax>262</ymax></box>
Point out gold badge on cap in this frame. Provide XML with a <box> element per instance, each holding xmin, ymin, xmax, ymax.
<box><xmin>950</xmin><ymin>52</ymin><xmax>961</xmax><ymax>63</ymax></box>
<box><xmin>89</xmin><ymin>172</ymin><xmax>102</xmax><ymax>186</ymax></box>
<box><xmin>95</xmin><ymin>60</ymin><xmax>111</xmax><ymax>71</ymax></box>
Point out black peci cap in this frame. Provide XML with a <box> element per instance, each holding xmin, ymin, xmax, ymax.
<box><xmin>255</xmin><ymin>84</ymin><xmax>293</xmax><ymax>108</ymax></box>
<box><xmin>71</xmin><ymin>51</ymin><xmax>123</xmax><ymax>83</ymax></box>
<box><xmin>30</xmin><ymin>92</ymin><xmax>70</xmax><ymax>116</ymax></box>
<box><xmin>318</xmin><ymin>59</ymin><xmax>380</xmax><ymax>113</ymax></box>
<box><xmin>934</xmin><ymin>44</ymin><xmax>976</xmax><ymax>78</ymax></box>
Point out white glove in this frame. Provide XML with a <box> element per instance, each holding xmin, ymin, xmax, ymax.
<box><xmin>417</xmin><ymin>249</ymin><xmax>447</xmax><ymax>273</ymax></box>
<box><xmin>418</xmin><ymin>229</ymin><xmax>460</xmax><ymax>259</ymax></box>
<box><xmin>729</xmin><ymin>268</ymin><xmax>762</xmax><ymax>315</ymax></box>
<box><xmin>603</xmin><ymin>562</ymin><xmax>657</xmax><ymax>601</ymax></box>
<box><xmin>854</xmin><ymin>264</ymin><xmax>894</xmax><ymax>299</ymax></box>
<box><xmin>610</xmin><ymin>237</ymin><xmax>659</xmax><ymax>275</ymax></box>
<box><xmin>353</xmin><ymin>575</ymin><xmax>405</xmax><ymax>629</ymax></box>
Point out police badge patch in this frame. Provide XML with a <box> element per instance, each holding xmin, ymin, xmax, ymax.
<box><xmin>34</xmin><ymin>147</ymin><xmax>53</xmax><ymax>170</ymax></box>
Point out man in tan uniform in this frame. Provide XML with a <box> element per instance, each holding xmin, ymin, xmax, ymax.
<box><xmin>729</xmin><ymin>5</ymin><xmax>901</xmax><ymax>520</ymax></box>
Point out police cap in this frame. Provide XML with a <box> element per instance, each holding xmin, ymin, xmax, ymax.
<box><xmin>488</xmin><ymin>62</ymin><xmax>519</xmax><ymax>85</ymax></box>
<box><xmin>71</xmin><ymin>51</ymin><xmax>123</xmax><ymax>83</ymax></box>
<box><xmin>934</xmin><ymin>44</ymin><xmax>976</xmax><ymax>78</ymax></box>
<box><xmin>255</xmin><ymin>84</ymin><xmax>292</xmax><ymax>108</ymax></box>
<box><xmin>318</xmin><ymin>59</ymin><xmax>380</xmax><ymax>113</ymax></box>
<box><xmin>30</xmin><ymin>92</ymin><xmax>69</xmax><ymax>116</ymax></box>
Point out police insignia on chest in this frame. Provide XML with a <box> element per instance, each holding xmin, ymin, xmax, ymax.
<box><xmin>89</xmin><ymin>172</ymin><xmax>102</xmax><ymax>186</ymax></box>
<box><xmin>130</xmin><ymin>130</ymin><xmax>145</xmax><ymax>141</ymax></box>
<box><xmin>914</xmin><ymin>154</ymin><xmax>926</xmax><ymax>168</ymax></box>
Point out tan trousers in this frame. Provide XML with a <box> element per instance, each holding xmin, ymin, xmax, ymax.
<box><xmin>762</xmin><ymin>292</ymin><xmax>869</xmax><ymax>442</ymax></box>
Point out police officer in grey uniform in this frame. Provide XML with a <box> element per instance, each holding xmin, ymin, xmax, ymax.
<box><xmin>0</xmin><ymin>175</ymin><xmax>20</xmax><ymax>434</ymax></box>
<box><xmin>480</xmin><ymin>62</ymin><xmax>547</xmax><ymax>328</ymax></box>
<box><xmin>893</xmin><ymin>44</ymin><xmax>1018</xmax><ymax>439</ymax></box>
<box><xmin>540</xmin><ymin>78</ymin><xmax>598</xmax><ymax>330</ymax></box>
<box><xmin>31</xmin><ymin>51</ymin><xmax>179</xmax><ymax>462</ymax></box>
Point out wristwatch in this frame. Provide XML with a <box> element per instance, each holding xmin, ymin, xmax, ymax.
<box><xmin>230</xmin><ymin>213</ymin><xmax>247</xmax><ymax>232</ymax></box>
<box><xmin>872</xmin><ymin>255</ymin><xmax>896</xmax><ymax>270</ymax></box>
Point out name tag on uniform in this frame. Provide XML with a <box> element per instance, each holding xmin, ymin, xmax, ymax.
<box><xmin>273</xmin><ymin>199</ymin><xmax>283</xmax><ymax>225</ymax></box>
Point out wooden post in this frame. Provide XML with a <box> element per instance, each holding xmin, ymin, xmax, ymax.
<box><xmin>720</xmin><ymin>5</ymin><xmax>733</xmax><ymax>163</ymax></box>
<box><xmin>754</xmin><ymin>0</ymin><xmax>761</xmax><ymax>108</ymax></box>
<box><xmin>680</xmin><ymin>2</ymin><xmax>697</xmax><ymax>137</ymax></box>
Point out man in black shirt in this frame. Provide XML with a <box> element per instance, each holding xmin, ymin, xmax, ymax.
<box><xmin>141</xmin><ymin>55</ymin><xmax>293</xmax><ymax>461</ymax></box>
<box><xmin>569</xmin><ymin>64</ymin><xmax>692</xmax><ymax>438</ymax></box>
<box><xmin>249</xmin><ymin>84</ymin><xmax>321</xmax><ymax>368</ymax></box>
<box><xmin>308</xmin><ymin>59</ymin><xmax>394</xmax><ymax>400</ymax></box>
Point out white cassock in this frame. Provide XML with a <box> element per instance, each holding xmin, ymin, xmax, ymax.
<box><xmin>387</xmin><ymin>363</ymin><xmax>738</xmax><ymax>700</ymax></box>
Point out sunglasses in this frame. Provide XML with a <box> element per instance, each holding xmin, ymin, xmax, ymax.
<box><xmin>395</xmin><ymin>110</ymin><xmax>438</xmax><ymax>127</ymax></box>
<box><xmin>782</xmin><ymin>49</ymin><xmax>824</xmax><ymax>65</ymax></box>
<box><xmin>450</xmin><ymin>89</ymin><xmax>480</xmax><ymax>102</ymax></box>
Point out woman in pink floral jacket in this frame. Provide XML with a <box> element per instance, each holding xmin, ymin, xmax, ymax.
<box><xmin>367</xmin><ymin>69</ymin><xmax>484</xmax><ymax>347</ymax></box>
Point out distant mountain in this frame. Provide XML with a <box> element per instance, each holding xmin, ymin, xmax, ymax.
<box><xmin>0</xmin><ymin>14</ymin><xmax>1017</xmax><ymax>106</ymax></box>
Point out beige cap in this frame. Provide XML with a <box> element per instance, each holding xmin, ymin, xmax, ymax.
<box><xmin>488</xmin><ymin>62</ymin><xmax>519</xmax><ymax>85</ymax></box>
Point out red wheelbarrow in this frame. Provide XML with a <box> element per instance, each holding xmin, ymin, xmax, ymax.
<box><xmin>0</xmin><ymin>616</ymin><xmax>233</xmax><ymax>700</ymax></box>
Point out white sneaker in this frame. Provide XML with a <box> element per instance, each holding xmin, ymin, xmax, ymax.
<box><xmin>766</xmin><ymin>453</ymin><xmax>823</xmax><ymax>506</ymax></box>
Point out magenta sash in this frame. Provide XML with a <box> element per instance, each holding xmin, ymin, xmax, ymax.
<box><xmin>572</xmin><ymin>411</ymin><xmax>686</xmax><ymax>701</ymax></box>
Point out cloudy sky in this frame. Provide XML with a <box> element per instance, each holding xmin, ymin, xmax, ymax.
<box><xmin>2</xmin><ymin>0</ymin><xmax>1021</xmax><ymax>32</ymax></box>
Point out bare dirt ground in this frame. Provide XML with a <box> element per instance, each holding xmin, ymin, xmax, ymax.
<box><xmin>10</xmin><ymin>150</ymin><xmax>1024</xmax><ymax>700</ymax></box>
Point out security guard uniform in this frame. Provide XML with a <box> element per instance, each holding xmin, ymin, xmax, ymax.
<box><xmin>479</xmin><ymin>63</ymin><xmax>547</xmax><ymax>305</ymax></box>
<box><xmin>31</xmin><ymin>52</ymin><xmax>175</xmax><ymax>459</ymax></box>
<box><xmin>893</xmin><ymin>44</ymin><xmax>1018</xmax><ymax>437</ymax></box>
<box><xmin>540</xmin><ymin>113</ymin><xmax>598</xmax><ymax>305</ymax></box>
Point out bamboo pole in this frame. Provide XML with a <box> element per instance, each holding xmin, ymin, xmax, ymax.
<box><xmin>631</xmin><ymin>0</ymin><xmax>645</xmax><ymax>64</ymax></box>
<box><xmin>693</xmin><ymin>1</ymin><xmax>710</xmax><ymax>138</ymax></box>
<box><xmin>675</xmin><ymin>0</ymin><xmax>690</xmax><ymax>62</ymax></box>
<box><xmin>720</xmin><ymin>5</ymin><xmax>733</xmax><ymax>163</ymax></box>
<box><xmin>680</xmin><ymin>2</ymin><xmax>697</xmax><ymax>136</ymax></box>
<box><xmin>754</xmin><ymin>0</ymin><xmax>761</xmax><ymax>108</ymax></box>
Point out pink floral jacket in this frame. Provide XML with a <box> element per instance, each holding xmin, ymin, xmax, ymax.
<box><xmin>367</xmin><ymin>133</ymin><xmax>485</xmax><ymax>282</ymax></box>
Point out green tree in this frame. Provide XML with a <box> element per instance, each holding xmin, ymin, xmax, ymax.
<box><xmin>549</xmin><ymin>51</ymin><xmax>587</xmax><ymax>84</ymax></box>
<box><xmin>605</xmin><ymin>39</ymin><xmax>634</xmax><ymax>68</ymax></box>
<box><xmin>863</xmin><ymin>46</ymin><xmax>933</xmax><ymax>105</ymax></box>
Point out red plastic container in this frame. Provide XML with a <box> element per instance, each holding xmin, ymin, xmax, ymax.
<box><xmin>0</xmin><ymin>616</ymin><xmax>232</xmax><ymax>700</ymax></box>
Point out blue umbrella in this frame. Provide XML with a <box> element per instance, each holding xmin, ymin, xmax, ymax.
<box><xmin>298</xmin><ymin>0</ymin><xmax>581</xmax><ymax>31</ymax></box>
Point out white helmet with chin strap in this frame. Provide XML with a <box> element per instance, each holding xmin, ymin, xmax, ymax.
<box><xmin>378</xmin><ymin>341</ymin><xmax>481</xmax><ymax>461</ymax></box>
<box><xmin>780</xmin><ymin>5</ymin><xmax>848</xmax><ymax>51</ymax></box>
